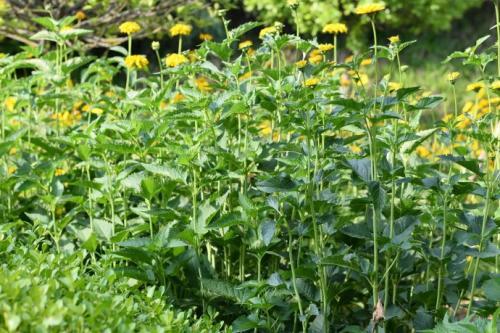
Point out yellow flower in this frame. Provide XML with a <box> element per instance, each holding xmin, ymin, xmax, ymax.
<box><xmin>119</xmin><ymin>21</ymin><xmax>141</xmax><ymax>35</ymax></box>
<box><xmin>447</xmin><ymin>71</ymin><xmax>460</xmax><ymax>83</ymax></box>
<box><xmin>340</xmin><ymin>73</ymin><xmax>350</xmax><ymax>87</ymax></box>
<box><xmin>259</xmin><ymin>26</ymin><xmax>277</xmax><ymax>39</ymax></box>
<box><xmin>466</xmin><ymin>82</ymin><xmax>484</xmax><ymax>92</ymax></box>
<box><xmin>165</xmin><ymin>53</ymin><xmax>188</xmax><ymax>67</ymax></box>
<box><xmin>344</xmin><ymin>55</ymin><xmax>354</xmax><ymax>63</ymax></box>
<box><xmin>295</xmin><ymin>60</ymin><xmax>307</xmax><ymax>68</ymax></box>
<box><xmin>354</xmin><ymin>3</ymin><xmax>386</xmax><ymax>15</ymax></box>
<box><xmin>350</xmin><ymin>145</ymin><xmax>362</xmax><ymax>154</ymax></box>
<box><xmin>239</xmin><ymin>40</ymin><xmax>253</xmax><ymax>50</ymax></box>
<box><xmin>462</xmin><ymin>101</ymin><xmax>474</xmax><ymax>113</ymax></box>
<box><xmin>75</xmin><ymin>10</ymin><xmax>86</xmax><ymax>21</ymax></box>
<box><xmin>308</xmin><ymin>49</ymin><xmax>323</xmax><ymax>64</ymax></box>
<box><xmin>8</xmin><ymin>165</ymin><xmax>16</xmax><ymax>175</ymax></box>
<box><xmin>491</xmin><ymin>80</ymin><xmax>500</xmax><ymax>90</ymax></box>
<box><xmin>9</xmin><ymin>147</ymin><xmax>16</xmax><ymax>155</ymax></box>
<box><xmin>318</xmin><ymin>43</ymin><xmax>334</xmax><ymax>52</ymax></box>
<box><xmin>199</xmin><ymin>33</ymin><xmax>214</xmax><ymax>41</ymax></box>
<box><xmin>195</xmin><ymin>77</ymin><xmax>211</xmax><ymax>92</ymax></box>
<box><xmin>172</xmin><ymin>92</ymin><xmax>185</xmax><ymax>103</ymax></box>
<box><xmin>456</xmin><ymin>114</ymin><xmax>471</xmax><ymax>130</ymax></box>
<box><xmin>361</xmin><ymin>58</ymin><xmax>372</xmax><ymax>66</ymax></box>
<box><xmin>55</xmin><ymin>168</ymin><xmax>66</xmax><ymax>176</ymax></box>
<box><xmin>355</xmin><ymin>73</ymin><xmax>369</xmax><ymax>86</ymax></box>
<box><xmin>322</xmin><ymin>23</ymin><xmax>348</xmax><ymax>34</ymax></box>
<box><xmin>388</xmin><ymin>35</ymin><xmax>400</xmax><ymax>44</ymax></box>
<box><xmin>239</xmin><ymin>71</ymin><xmax>252</xmax><ymax>81</ymax></box>
<box><xmin>170</xmin><ymin>23</ymin><xmax>192</xmax><ymax>37</ymax></box>
<box><xmin>416</xmin><ymin>146</ymin><xmax>431</xmax><ymax>158</ymax></box>
<box><xmin>124</xmin><ymin>55</ymin><xmax>149</xmax><ymax>70</ymax></box>
<box><xmin>388</xmin><ymin>82</ymin><xmax>401</xmax><ymax>92</ymax></box>
<box><xmin>4</xmin><ymin>96</ymin><xmax>16</xmax><ymax>112</ymax></box>
<box><xmin>305</xmin><ymin>77</ymin><xmax>320</xmax><ymax>87</ymax></box>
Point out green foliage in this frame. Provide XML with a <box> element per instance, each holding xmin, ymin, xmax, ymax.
<box><xmin>0</xmin><ymin>244</ymin><xmax>227</xmax><ymax>332</ymax></box>
<box><xmin>0</xmin><ymin>2</ymin><xmax>499</xmax><ymax>332</ymax></box>
<box><xmin>242</xmin><ymin>0</ymin><xmax>483</xmax><ymax>41</ymax></box>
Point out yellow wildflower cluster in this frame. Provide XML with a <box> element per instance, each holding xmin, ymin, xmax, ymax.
<box><xmin>259</xmin><ymin>26</ymin><xmax>277</xmax><ymax>39</ymax></box>
<box><xmin>119</xmin><ymin>21</ymin><xmax>141</xmax><ymax>35</ymax></box>
<box><xmin>322</xmin><ymin>23</ymin><xmax>348</xmax><ymax>34</ymax></box>
<box><xmin>170</xmin><ymin>23</ymin><xmax>192</xmax><ymax>37</ymax></box>
<box><xmin>308</xmin><ymin>49</ymin><xmax>323</xmax><ymax>64</ymax></box>
<box><xmin>199</xmin><ymin>33</ymin><xmax>214</xmax><ymax>41</ymax></box>
<box><xmin>354</xmin><ymin>3</ymin><xmax>386</xmax><ymax>15</ymax></box>
<box><xmin>305</xmin><ymin>77</ymin><xmax>320</xmax><ymax>87</ymax></box>
<box><xmin>51</xmin><ymin>110</ymin><xmax>82</xmax><ymax>127</ymax></box>
<box><xmin>4</xmin><ymin>96</ymin><xmax>16</xmax><ymax>112</ymax></box>
<box><xmin>195</xmin><ymin>77</ymin><xmax>212</xmax><ymax>92</ymax></box>
<box><xmin>165</xmin><ymin>54</ymin><xmax>189</xmax><ymax>67</ymax></box>
<box><xmin>318</xmin><ymin>43</ymin><xmax>334</xmax><ymax>52</ymax></box>
<box><xmin>124</xmin><ymin>55</ymin><xmax>149</xmax><ymax>70</ymax></box>
<box><xmin>239</xmin><ymin>40</ymin><xmax>253</xmax><ymax>50</ymax></box>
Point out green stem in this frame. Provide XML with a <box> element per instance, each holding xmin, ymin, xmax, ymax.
<box><xmin>495</xmin><ymin>2</ymin><xmax>500</xmax><ymax>77</ymax></box>
<box><xmin>334</xmin><ymin>34</ymin><xmax>338</xmax><ymax>64</ymax></box>
<box><xmin>155</xmin><ymin>49</ymin><xmax>164</xmax><ymax>90</ymax></box>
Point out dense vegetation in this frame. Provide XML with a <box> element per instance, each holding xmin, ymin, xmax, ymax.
<box><xmin>0</xmin><ymin>1</ymin><xmax>499</xmax><ymax>332</ymax></box>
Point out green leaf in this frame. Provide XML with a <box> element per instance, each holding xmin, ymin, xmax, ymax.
<box><xmin>208</xmin><ymin>212</ymin><xmax>244</xmax><ymax>229</ymax></box>
<box><xmin>347</xmin><ymin>158</ymin><xmax>372</xmax><ymax>182</ymax></box>
<box><xmin>256</xmin><ymin>174</ymin><xmax>298</xmax><ymax>193</ymax></box>
<box><xmin>482</xmin><ymin>278</ymin><xmax>500</xmax><ymax>301</ymax></box>
<box><xmin>194</xmin><ymin>201</ymin><xmax>218</xmax><ymax>236</ymax></box>
<box><xmin>259</xmin><ymin>220</ymin><xmax>276</xmax><ymax>246</ymax></box>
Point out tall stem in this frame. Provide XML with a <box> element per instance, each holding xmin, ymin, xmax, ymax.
<box><xmin>126</xmin><ymin>36</ymin><xmax>132</xmax><ymax>92</ymax></box>
<box><xmin>495</xmin><ymin>2</ymin><xmax>500</xmax><ymax>77</ymax></box>
<box><xmin>334</xmin><ymin>34</ymin><xmax>338</xmax><ymax>64</ymax></box>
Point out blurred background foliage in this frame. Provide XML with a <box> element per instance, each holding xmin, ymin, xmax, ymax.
<box><xmin>0</xmin><ymin>0</ymin><xmax>494</xmax><ymax>111</ymax></box>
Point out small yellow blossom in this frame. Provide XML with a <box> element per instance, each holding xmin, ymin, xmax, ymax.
<box><xmin>308</xmin><ymin>49</ymin><xmax>323</xmax><ymax>64</ymax></box>
<box><xmin>491</xmin><ymin>80</ymin><xmax>500</xmax><ymax>90</ymax></box>
<box><xmin>75</xmin><ymin>10</ymin><xmax>86</xmax><ymax>21</ymax></box>
<box><xmin>8</xmin><ymin>166</ymin><xmax>16</xmax><ymax>175</ymax></box>
<box><xmin>170</xmin><ymin>23</ymin><xmax>192</xmax><ymax>37</ymax></box>
<box><xmin>9</xmin><ymin>147</ymin><xmax>16</xmax><ymax>155</ymax></box>
<box><xmin>322</xmin><ymin>23</ymin><xmax>348</xmax><ymax>34</ymax></box>
<box><xmin>354</xmin><ymin>3</ymin><xmax>386</xmax><ymax>15</ymax></box>
<box><xmin>388</xmin><ymin>82</ymin><xmax>401</xmax><ymax>92</ymax></box>
<box><xmin>305</xmin><ymin>77</ymin><xmax>320</xmax><ymax>87</ymax></box>
<box><xmin>350</xmin><ymin>145</ymin><xmax>362</xmax><ymax>154</ymax></box>
<box><xmin>388</xmin><ymin>35</ymin><xmax>400</xmax><ymax>44</ymax></box>
<box><xmin>119</xmin><ymin>21</ymin><xmax>141</xmax><ymax>35</ymax></box>
<box><xmin>124</xmin><ymin>55</ymin><xmax>149</xmax><ymax>70</ymax></box>
<box><xmin>165</xmin><ymin>54</ymin><xmax>188</xmax><ymax>67</ymax></box>
<box><xmin>466</xmin><ymin>82</ymin><xmax>484</xmax><ymax>92</ymax></box>
<box><xmin>172</xmin><ymin>92</ymin><xmax>185</xmax><ymax>103</ymax></box>
<box><xmin>199</xmin><ymin>33</ymin><xmax>214</xmax><ymax>41</ymax></box>
<box><xmin>239</xmin><ymin>40</ymin><xmax>253</xmax><ymax>49</ymax></box>
<box><xmin>462</xmin><ymin>101</ymin><xmax>474</xmax><ymax>113</ymax></box>
<box><xmin>361</xmin><ymin>58</ymin><xmax>372</xmax><ymax>66</ymax></box>
<box><xmin>195</xmin><ymin>77</ymin><xmax>211</xmax><ymax>92</ymax></box>
<box><xmin>416</xmin><ymin>146</ymin><xmax>431</xmax><ymax>158</ymax></box>
<box><xmin>456</xmin><ymin>114</ymin><xmax>471</xmax><ymax>129</ymax></box>
<box><xmin>318</xmin><ymin>43</ymin><xmax>334</xmax><ymax>52</ymax></box>
<box><xmin>4</xmin><ymin>96</ymin><xmax>16</xmax><ymax>112</ymax></box>
<box><xmin>295</xmin><ymin>60</ymin><xmax>307</xmax><ymax>68</ymax></box>
<box><xmin>344</xmin><ymin>55</ymin><xmax>354</xmax><ymax>63</ymax></box>
<box><xmin>55</xmin><ymin>168</ymin><xmax>66</xmax><ymax>176</ymax></box>
<box><xmin>259</xmin><ymin>26</ymin><xmax>277</xmax><ymax>39</ymax></box>
<box><xmin>447</xmin><ymin>71</ymin><xmax>460</xmax><ymax>83</ymax></box>
<box><xmin>239</xmin><ymin>71</ymin><xmax>252</xmax><ymax>81</ymax></box>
